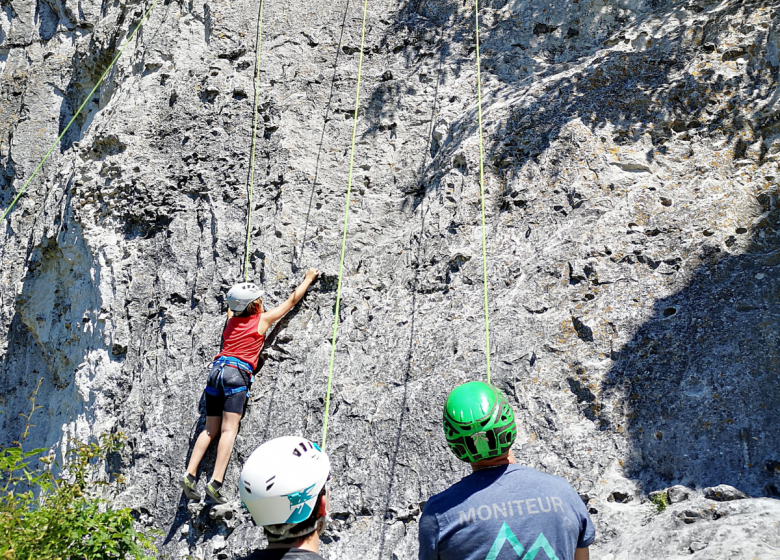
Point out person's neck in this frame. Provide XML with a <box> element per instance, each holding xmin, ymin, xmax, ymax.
<box><xmin>267</xmin><ymin>531</ymin><xmax>319</xmax><ymax>554</ymax></box>
<box><xmin>471</xmin><ymin>450</ymin><xmax>516</xmax><ymax>472</ymax></box>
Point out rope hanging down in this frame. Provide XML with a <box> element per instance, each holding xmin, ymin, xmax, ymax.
<box><xmin>1</xmin><ymin>0</ymin><xmax>160</xmax><ymax>223</ymax></box>
<box><xmin>244</xmin><ymin>0</ymin><xmax>266</xmax><ymax>282</ymax></box>
<box><xmin>322</xmin><ymin>0</ymin><xmax>370</xmax><ymax>449</ymax></box>
<box><xmin>473</xmin><ymin>0</ymin><xmax>492</xmax><ymax>383</ymax></box>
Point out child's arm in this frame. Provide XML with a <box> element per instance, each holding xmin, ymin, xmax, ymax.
<box><xmin>258</xmin><ymin>268</ymin><xmax>319</xmax><ymax>333</ymax></box>
<box><xmin>220</xmin><ymin>309</ymin><xmax>234</xmax><ymax>348</ymax></box>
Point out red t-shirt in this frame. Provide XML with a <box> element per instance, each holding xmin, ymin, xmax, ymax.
<box><xmin>214</xmin><ymin>314</ymin><xmax>265</xmax><ymax>370</ymax></box>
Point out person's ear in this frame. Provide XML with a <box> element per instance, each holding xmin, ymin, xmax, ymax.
<box><xmin>317</xmin><ymin>491</ymin><xmax>329</xmax><ymax>517</ymax></box>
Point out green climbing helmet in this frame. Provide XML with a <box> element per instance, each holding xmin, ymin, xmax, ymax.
<box><xmin>443</xmin><ymin>381</ymin><xmax>517</xmax><ymax>462</ymax></box>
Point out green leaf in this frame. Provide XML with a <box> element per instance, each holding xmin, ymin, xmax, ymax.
<box><xmin>4</xmin><ymin>448</ymin><xmax>22</xmax><ymax>459</ymax></box>
<box><xmin>23</xmin><ymin>448</ymin><xmax>47</xmax><ymax>458</ymax></box>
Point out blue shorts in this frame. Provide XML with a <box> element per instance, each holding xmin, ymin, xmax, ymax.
<box><xmin>204</xmin><ymin>363</ymin><xmax>248</xmax><ymax>416</ymax></box>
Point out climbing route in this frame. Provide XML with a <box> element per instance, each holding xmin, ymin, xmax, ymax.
<box><xmin>237</xmin><ymin>0</ymin><xmax>367</xmax><ymax>450</ymax></box>
<box><xmin>474</xmin><ymin>0</ymin><xmax>492</xmax><ymax>383</ymax></box>
<box><xmin>322</xmin><ymin>0</ymin><xmax>371</xmax><ymax>450</ymax></box>
<box><xmin>0</xmin><ymin>0</ymin><xmax>160</xmax><ymax>222</ymax></box>
<box><xmin>244</xmin><ymin>0</ymin><xmax>266</xmax><ymax>282</ymax></box>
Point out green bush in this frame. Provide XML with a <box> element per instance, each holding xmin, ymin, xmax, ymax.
<box><xmin>0</xmin><ymin>380</ymin><xmax>156</xmax><ymax>560</ymax></box>
<box><xmin>650</xmin><ymin>491</ymin><xmax>670</xmax><ymax>513</ymax></box>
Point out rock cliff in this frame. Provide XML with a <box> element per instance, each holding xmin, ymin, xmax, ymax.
<box><xmin>1</xmin><ymin>0</ymin><xmax>779</xmax><ymax>557</ymax></box>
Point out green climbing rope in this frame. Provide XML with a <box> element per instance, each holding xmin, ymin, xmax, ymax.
<box><xmin>1</xmin><ymin>0</ymin><xmax>160</xmax><ymax>223</ymax></box>
<box><xmin>244</xmin><ymin>0</ymin><xmax>266</xmax><ymax>282</ymax></box>
<box><xmin>322</xmin><ymin>0</ymin><xmax>370</xmax><ymax>449</ymax></box>
<box><xmin>474</xmin><ymin>0</ymin><xmax>492</xmax><ymax>383</ymax></box>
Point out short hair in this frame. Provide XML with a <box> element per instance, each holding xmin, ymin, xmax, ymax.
<box><xmin>238</xmin><ymin>299</ymin><xmax>262</xmax><ymax>317</ymax></box>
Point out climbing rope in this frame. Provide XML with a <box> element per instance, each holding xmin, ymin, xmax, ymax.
<box><xmin>473</xmin><ymin>0</ymin><xmax>492</xmax><ymax>383</ymax></box>
<box><xmin>0</xmin><ymin>0</ymin><xmax>160</xmax><ymax>223</ymax></box>
<box><xmin>322</xmin><ymin>0</ymin><xmax>370</xmax><ymax>449</ymax></box>
<box><xmin>243</xmin><ymin>0</ymin><xmax>266</xmax><ymax>282</ymax></box>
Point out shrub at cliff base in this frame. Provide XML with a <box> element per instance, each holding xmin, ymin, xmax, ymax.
<box><xmin>0</xmin><ymin>383</ymin><xmax>155</xmax><ymax>560</ymax></box>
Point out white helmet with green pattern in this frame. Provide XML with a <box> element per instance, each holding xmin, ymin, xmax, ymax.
<box><xmin>239</xmin><ymin>436</ymin><xmax>330</xmax><ymax>541</ymax></box>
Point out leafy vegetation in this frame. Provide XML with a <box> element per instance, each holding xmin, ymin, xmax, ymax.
<box><xmin>0</xmin><ymin>380</ymin><xmax>156</xmax><ymax>560</ymax></box>
<box><xmin>650</xmin><ymin>491</ymin><xmax>670</xmax><ymax>513</ymax></box>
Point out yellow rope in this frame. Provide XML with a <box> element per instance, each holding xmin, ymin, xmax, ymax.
<box><xmin>474</xmin><ymin>0</ymin><xmax>492</xmax><ymax>383</ymax></box>
<box><xmin>322</xmin><ymin>0</ymin><xmax>370</xmax><ymax>449</ymax></box>
<box><xmin>244</xmin><ymin>0</ymin><xmax>266</xmax><ymax>281</ymax></box>
<box><xmin>1</xmin><ymin>0</ymin><xmax>160</xmax><ymax>222</ymax></box>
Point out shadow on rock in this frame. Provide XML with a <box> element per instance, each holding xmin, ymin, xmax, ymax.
<box><xmin>599</xmin><ymin>188</ymin><xmax>780</xmax><ymax>497</ymax></box>
<box><xmin>393</xmin><ymin>0</ymin><xmax>780</xmax><ymax>206</ymax></box>
<box><xmin>0</xmin><ymin>225</ymin><xmax>110</xmax><ymax>449</ymax></box>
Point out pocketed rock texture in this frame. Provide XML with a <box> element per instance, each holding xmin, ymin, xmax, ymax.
<box><xmin>1</xmin><ymin>0</ymin><xmax>779</xmax><ymax>558</ymax></box>
<box><xmin>597</xmin><ymin>492</ymin><xmax>780</xmax><ymax>559</ymax></box>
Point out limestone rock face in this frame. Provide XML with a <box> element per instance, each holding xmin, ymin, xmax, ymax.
<box><xmin>596</xmin><ymin>494</ymin><xmax>780</xmax><ymax>559</ymax></box>
<box><xmin>704</xmin><ymin>483</ymin><xmax>750</xmax><ymax>502</ymax></box>
<box><xmin>667</xmin><ymin>485</ymin><xmax>693</xmax><ymax>504</ymax></box>
<box><xmin>2</xmin><ymin>0</ymin><xmax>779</xmax><ymax>558</ymax></box>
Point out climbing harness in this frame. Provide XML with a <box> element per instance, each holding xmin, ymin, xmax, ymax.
<box><xmin>243</xmin><ymin>0</ymin><xmax>266</xmax><ymax>282</ymax></box>
<box><xmin>473</xmin><ymin>0</ymin><xmax>492</xmax><ymax>383</ymax></box>
<box><xmin>213</xmin><ymin>355</ymin><xmax>254</xmax><ymax>377</ymax></box>
<box><xmin>206</xmin><ymin>357</ymin><xmax>253</xmax><ymax>397</ymax></box>
<box><xmin>0</xmin><ymin>0</ymin><xmax>160</xmax><ymax>222</ymax></box>
<box><xmin>322</xmin><ymin>0</ymin><xmax>371</xmax><ymax>450</ymax></box>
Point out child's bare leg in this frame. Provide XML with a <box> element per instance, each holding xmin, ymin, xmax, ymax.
<box><xmin>187</xmin><ymin>415</ymin><xmax>222</xmax><ymax>476</ymax></box>
<box><xmin>211</xmin><ymin>411</ymin><xmax>242</xmax><ymax>483</ymax></box>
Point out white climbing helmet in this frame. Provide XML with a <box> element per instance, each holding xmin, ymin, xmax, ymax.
<box><xmin>239</xmin><ymin>436</ymin><xmax>330</xmax><ymax>531</ymax></box>
<box><xmin>226</xmin><ymin>282</ymin><xmax>264</xmax><ymax>312</ymax></box>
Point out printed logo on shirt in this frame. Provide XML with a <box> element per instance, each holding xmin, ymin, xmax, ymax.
<box><xmin>485</xmin><ymin>523</ymin><xmax>560</xmax><ymax>560</ymax></box>
<box><xmin>458</xmin><ymin>496</ymin><xmax>565</xmax><ymax>526</ymax></box>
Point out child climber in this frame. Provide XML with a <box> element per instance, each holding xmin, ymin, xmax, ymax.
<box><xmin>180</xmin><ymin>268</ymin><xmax>320</xmax><ymax>503</ymax></box>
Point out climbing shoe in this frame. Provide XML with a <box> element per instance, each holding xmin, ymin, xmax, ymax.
<box><xmin>206</xmin><ymin>480</ymin><xmax>227</xmax><ymax>504</ymax></box>
<box><xmin>179</xmin><ymin>473</ymin><xmax>201</xmax><ymax>501</ymax></box>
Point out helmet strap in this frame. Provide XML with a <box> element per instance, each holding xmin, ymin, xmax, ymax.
<box><xmin>316</xmin><ymin>513</ymin><xmax>331</xmax><ymax>536</ymax></box>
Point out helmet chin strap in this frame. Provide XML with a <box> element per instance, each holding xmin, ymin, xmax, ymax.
<box><xmin>316</xmin><ymin>512</ymin><xmax>331</xmax><ymax>536</ymax></box>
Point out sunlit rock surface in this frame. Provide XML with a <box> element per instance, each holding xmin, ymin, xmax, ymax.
<box><xmin>1</xmin><ymin>0</ymin><xmax>779</xmax><ymax>557</ymax></box>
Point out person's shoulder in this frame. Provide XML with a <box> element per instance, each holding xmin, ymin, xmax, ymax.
<box><xmin>422</xmin><ymin>472</ymin><xmax>485</xmax><ymax>515</ymax></box>
<box><xmin>422</xmin><ymin>484</ymin><xmax>456</xmax><ymax>515</ymax></box>
<box><xmin>506</xmin><ymin>465</ymin><xmax>579</xmax><ymax>493</ymax></box>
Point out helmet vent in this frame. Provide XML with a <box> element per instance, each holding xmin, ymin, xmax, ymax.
<box><xmin>265</xmin><ymin>475</ymin><xmax>276</xmax><ymax>490</ymax></box>
<box><xmin>292</xmin><ymin>448</ymin><xmax>301</xmax><ymax>457</ymax></box>
<box><xmin>266</xmin><ymin>482</ymin><xmax>274</xmax><ymax>491</ymax></box>
<box><xmin>486</xmin><ymin>429</ymin><xmax>497</xmax><ymax>448</ymax></box>
<box><xmin>299</xmin><ymin>442</ymin><xmax>308</xmax><ymax>453</ymax></box>
<box><xmin>244</xmin><ymin>482</ymin><xmax>252</xmax><ymax>494</ymax></box>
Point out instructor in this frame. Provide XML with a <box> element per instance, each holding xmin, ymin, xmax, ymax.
<box><xmin>419</xmin><ymin>381</ymin><xmax>595</xmax><ymax>560</ymax></box>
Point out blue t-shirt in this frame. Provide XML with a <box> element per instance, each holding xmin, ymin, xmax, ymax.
<box><xmin>419</xmin><ymin>465</ymin><xmax>595</xmax><ymax>560</ymax></box>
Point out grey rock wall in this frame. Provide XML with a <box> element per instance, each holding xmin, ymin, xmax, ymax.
<box><xmin>2</xmin><ymin>0</ymin><xmax>779</xmax><ymax>558</ymax></box>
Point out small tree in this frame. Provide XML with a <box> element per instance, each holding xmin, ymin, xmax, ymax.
<box><xmin>0</xmin><ymin>379</ymin><xmax>156</xmax><ymax>560</ymax></box>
